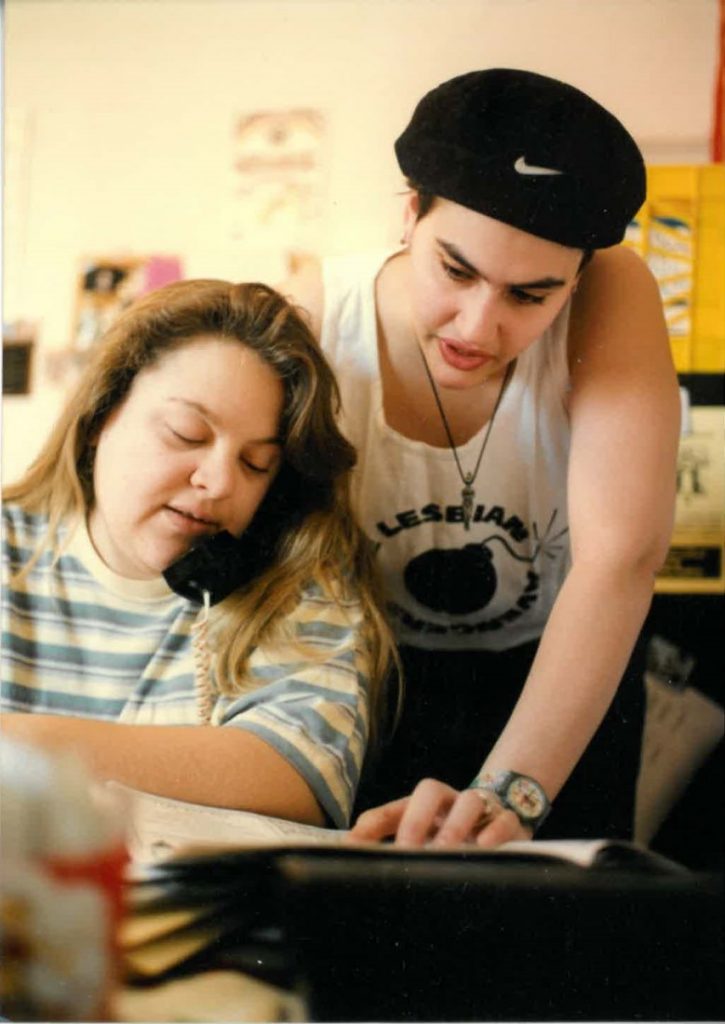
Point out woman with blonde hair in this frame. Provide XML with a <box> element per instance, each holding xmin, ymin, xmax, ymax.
<box><xmin>2</xmin><ymin>279</ymin><xmax>395</xmax><ymax>828</ymax></box>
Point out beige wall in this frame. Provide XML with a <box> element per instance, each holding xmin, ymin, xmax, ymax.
<box><xmin>2</xmin><ymin>0</ymin><xmax>720</xmax><ymax>482</ymax></box>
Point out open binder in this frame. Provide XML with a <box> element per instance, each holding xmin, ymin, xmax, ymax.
<box><xmin>120</xmin><ymin>782</ymin><xmax>691</xmax><ymax>870</ymax></box>
<box><xmin>117</xmin><ymin>785</ymin><xmax>722</xmax><ymax>1021</ymax></box>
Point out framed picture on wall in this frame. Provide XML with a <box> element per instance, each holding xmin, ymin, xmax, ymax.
<box><xmin>231</xmin><ymin>108</ymin><xmax>327</xmax><ymax>245</ymax></box>
<box><xmin>70</xmin><ymin>255</ymin><xmax>184</xmax><ymax>353</ymax></box>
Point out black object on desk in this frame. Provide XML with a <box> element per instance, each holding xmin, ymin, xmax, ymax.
<box><xmin>273</xmin><ymin>848</ymin><xmax>723</xmax><ymax>1022</ymax></box>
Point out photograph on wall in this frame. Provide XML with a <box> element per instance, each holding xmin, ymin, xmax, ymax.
<box><xmin>71</xmin><ymin>255</ymin><xmax>184</xmax><ymax>353</ymax></box>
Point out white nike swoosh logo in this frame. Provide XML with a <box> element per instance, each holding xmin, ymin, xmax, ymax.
<box><xmin>514</xmin><ymin>156</ymin><xmax>564</xmax><ymax>177</ymax></box>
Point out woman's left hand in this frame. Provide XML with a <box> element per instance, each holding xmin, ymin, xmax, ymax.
<box><xmin>349</xmin><ymin>777</ymin><xmax>532</xmax><ymax>848</ymax></box>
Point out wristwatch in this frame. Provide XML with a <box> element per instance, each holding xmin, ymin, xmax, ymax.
<box><xmin>477</xmin><ymin>771</ymin><xmax>551</xmax><ymax>833</ymax></box>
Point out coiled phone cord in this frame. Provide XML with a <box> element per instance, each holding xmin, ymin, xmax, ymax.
<box><xmin>192</xmin><ymin>589</ymin><xmax>215</xmax><ymax>725</ymax></box>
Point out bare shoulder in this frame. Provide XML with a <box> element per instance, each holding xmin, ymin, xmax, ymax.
<box><xmin>571</xmin><ymin>245</ymin><xmax>663</xmax><ymax>333</ymax></box>
<box><xmin>277</xmin><ymin>253</ymin><xmax>324</xmax><ymax>340</ymax></box>
<box><xmin>566</xmin><ymin>243</ymin><xmax>680</xmax><ymax>452</ymax></box>
<box><xmin>569</xmin><ymin>244</ymin><xmax>669</xmax><ymax>365</ymax></box>
<box><xmin>580</xmin><ymin>242</ymin><xmax>654</xmax><ymax>282</ymax></box>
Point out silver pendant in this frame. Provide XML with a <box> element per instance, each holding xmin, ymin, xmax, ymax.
<box><xmin>462</xmin><ymin>475</ymin><xmax>475</xmax><ymax>531</ymax></box>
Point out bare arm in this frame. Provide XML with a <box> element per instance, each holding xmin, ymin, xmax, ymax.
<box><xmin>477</xmin><ymin>249</ymin><xmax>679</xmax><ymax>785</ymax></box>
<box><xmin>353</xmin><ymin>247</ymin><xmax>680</xmax><ymax>846</ymax></box>
<box><xmin>1</xmin><ymin>713</ymin><xmax>324</xmax><ymax>825</ymax></box>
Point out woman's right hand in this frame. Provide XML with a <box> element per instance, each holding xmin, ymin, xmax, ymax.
<box><xmin>349</xmin><ymin>777</ymin><xmax>527</xmax><ymax>849</ymax></box>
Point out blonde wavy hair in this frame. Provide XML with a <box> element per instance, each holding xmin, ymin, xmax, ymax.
<box><xmin>4</xmin><ymin>279</ymin><xmax>398</xmax><ymax>735</ymax></box>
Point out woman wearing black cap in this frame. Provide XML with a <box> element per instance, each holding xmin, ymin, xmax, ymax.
<box><xmin>282</xmin><ymin>69</ymin><xmax>680</xmax><ymax>848</ymax></box>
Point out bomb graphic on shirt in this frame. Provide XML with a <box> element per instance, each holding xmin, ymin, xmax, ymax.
<box><xmin>402</xmin><ymin>520</ymin><xmax>568</xmax><ymax>617</ymax></box>
<box><xmin>404</xmin><ymin>542</ymin><xmax>497</xmax><ymax>615</ymax></box>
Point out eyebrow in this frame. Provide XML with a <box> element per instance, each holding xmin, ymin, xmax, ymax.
<box><xmin>438</xmin><ymin>239</ymin><xmax>568</xmax><ymax>290</ymax></box>
<box><xmin>168</xmin><ymin>397</ymin><xmax>283</xmax><ymax>445</ymax></box>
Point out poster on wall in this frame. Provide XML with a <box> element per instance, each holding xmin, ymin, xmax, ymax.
<box><xmin>71</xmin><ymin>256</ymin><xmax>184</xmax><ymax>352</ymax></box>
<box><xmin>46</xmin><ymin>255</ymin><xmax>184</xmax><ymax>386</ymax></box>
<box><xmin>230</xmin><ymin>108</ymin><xmax>327</xmax><ymax>274</ymax></box>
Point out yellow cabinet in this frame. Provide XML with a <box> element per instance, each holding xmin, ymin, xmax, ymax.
<box><xmin>625</xmin><ymin>164</ymin><xmax>725</xmax><ymax>372</ymax></box>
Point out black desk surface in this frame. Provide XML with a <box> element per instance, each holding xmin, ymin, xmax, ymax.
<box><xmin>273</xmin><ymin>849</ymin><xmax>723</xmax><ymax>1022</ymax></box>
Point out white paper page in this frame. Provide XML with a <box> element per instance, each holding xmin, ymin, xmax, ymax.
<box><xmin>111</xmin><ymin>783</ymin><xmax>346</xmax><ymax>863</ymax></box>
<box><xmin>500</xmin><ymin>838</ymin><xmax>613</xmax><ymax>868</ymax></box>
<box><xmin>114</xmin><ymin>783</ymin><xmax>629</xmax><ymax>874</ymax></box>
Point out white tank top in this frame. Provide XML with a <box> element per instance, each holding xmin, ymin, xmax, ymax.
<box><xmin>321</xmin><ymin>251</ymin><xmax>573</xmax><ymax>651</ymax></box>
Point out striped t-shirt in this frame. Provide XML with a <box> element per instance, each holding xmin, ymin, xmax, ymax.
<box><xmin>1</xmin><ymin>503</ymin><xmax>370</xmax><ymax>827</ymax></box>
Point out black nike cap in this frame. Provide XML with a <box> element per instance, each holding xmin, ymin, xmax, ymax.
<box><xmin>394</xmin><ymin>68</ymin><xmax>646</xmax><ymax>249</ymax></box>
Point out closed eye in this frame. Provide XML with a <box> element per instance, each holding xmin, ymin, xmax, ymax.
<box><xmin>509</xmin><ymin>287</ymin><xmax>546</xmax><ymax>306</ymax></box>
<box><xmin>168</xmin><ymin>427</ymin><xmax>205</xmax><ymax>445</ymax></box>
<box><xmin>242</xmin><ymin>458</ymin><xmax>272</xmax><ymax>475</ymax></box>
<box><xmin>241</xmin><ymin>445</ymin><xmax>281</xmax><ymax>475</ymax></box>
<box><xmin>441</xmin><ymin>258</ymin><xmax>473</xmax><ymax>283</ymax></box>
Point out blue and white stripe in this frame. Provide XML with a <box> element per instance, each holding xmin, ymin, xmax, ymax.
<box><xmin>2</xmin><ymin>504</ymin><xmax>370</xmax><ymax>826</ymax></box>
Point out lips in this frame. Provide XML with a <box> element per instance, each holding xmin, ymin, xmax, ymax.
<box><xmin>437</xmin><ymin>337</ymin><xmax>493</xmax><ymax>372</ymax></box>
<box><xmin>164</xmin><ymin>505</ymin><xmax>220</xmax><ymax>537</ymax></box>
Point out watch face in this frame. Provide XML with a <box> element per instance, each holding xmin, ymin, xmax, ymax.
<box><xmin>506</xmin><ymin>776</ymin><xmax>546</xmax><ymax>820</ymax></box>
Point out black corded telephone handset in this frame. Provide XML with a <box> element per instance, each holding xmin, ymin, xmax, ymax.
<box><xmin>162</xmin><ymin>464</ymin><xmax>319</xmax><ymax>606</ymax></box>
<box><xmin>163</xmin><ymin>528</ymin><xmax>264</xmax><ymax>606</ymax></box>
